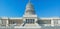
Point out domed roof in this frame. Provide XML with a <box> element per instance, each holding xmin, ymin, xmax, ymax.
<box><xmin>25</xmin><ymin>0</ymin><xmax>35</xmax><ymax>15</ymax></box>
<box><xmin>26</xmin><ymin>2</ymin><xmax>33</xmax><ymax>8</ymax></box>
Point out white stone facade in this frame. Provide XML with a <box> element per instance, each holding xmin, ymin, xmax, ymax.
<box><xmin>0</xmin><ymin>0</ymin><xmax>60</xmax><ymax>29</ymax></box>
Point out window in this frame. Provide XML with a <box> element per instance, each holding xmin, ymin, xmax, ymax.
<box><xmin>38</xmin><ymin>20</ymin><xmax>51</xmax><ymax>24</ymax></box>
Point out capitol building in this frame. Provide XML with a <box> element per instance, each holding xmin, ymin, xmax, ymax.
<box><xmin>0</xmin><ymin>0</ymin><xmax>60</xmax><ymax>29</ymax></box>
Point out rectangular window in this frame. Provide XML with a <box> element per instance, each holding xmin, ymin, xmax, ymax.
<box><xmin>38</xmin><ymin>20</ymin><xmax>51</xmax><ymax>24</ymax></box>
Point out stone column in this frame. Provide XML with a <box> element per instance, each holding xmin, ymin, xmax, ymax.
<box><xmin>51</xmin><ymin>19</ymin><xmax>54</xmax><ymax>26</ymax></box>
<box><xmin>6</xmin><ymin>19</ymin><xmax>8</xmax><ymax>27</ymax></box>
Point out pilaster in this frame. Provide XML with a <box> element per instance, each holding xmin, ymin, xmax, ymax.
<box><xmin>51</xmin><ymin>19</ymin><xmax>54</xmax><ymax>26</ymax></box>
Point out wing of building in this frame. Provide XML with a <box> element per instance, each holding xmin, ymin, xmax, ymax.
<box><xmin>0</xmin><ymin>0</ymin><xmax>60</xmax><ymax>29</ymax></box>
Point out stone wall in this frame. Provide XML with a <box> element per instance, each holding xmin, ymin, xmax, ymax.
<box><xmin>0</xmin><ymin>26</ymin><xmax>60</xmax><ymax>29</ymax></box>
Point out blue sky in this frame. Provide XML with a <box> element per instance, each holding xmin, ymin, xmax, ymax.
<box><xmin>0</xmin><ymin>0</ymin><xmax>60</xmax><ymax>17</ymax></box>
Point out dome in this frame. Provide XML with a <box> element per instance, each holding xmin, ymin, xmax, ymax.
<box><xmin>25</xmin><ymin>1</ymin><xmax>35</xmax><ymax>15</ymax></box>
<box><xmin>26</xmin><ymin>2</ymin><xmax>34</xmax><ymax>9</ymax></box>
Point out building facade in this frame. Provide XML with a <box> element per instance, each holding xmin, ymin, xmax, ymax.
<box><xmin>0</xmin><ymin>0</ymin><xmax>60</xmax><ymax>29</ymax></box>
